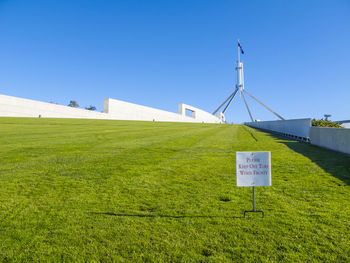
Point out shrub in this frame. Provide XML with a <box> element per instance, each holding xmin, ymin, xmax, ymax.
<box><xmin>68</xmin><ymin>100</ymin><xmax>79</xmax><ymax>108</ymax></box>
<box><xmin>312</xmin><ymin>119</ymin><xmax>343</xmax><ymax>128</ymax></box>
<box><xmin>85</xmin><ymin>105</ymin><xmax>97</xmax><ymax>111</ymax></box>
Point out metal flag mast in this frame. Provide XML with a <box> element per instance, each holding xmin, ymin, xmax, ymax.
<box><xmin>212</xmin><ymin>40</ymin><xmax>285</xmax><ymax>122</ymax></box>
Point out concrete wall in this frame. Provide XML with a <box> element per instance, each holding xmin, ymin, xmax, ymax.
<box><xmin>0</xmin><ymin>94</ymin><xmax>222</xmax><ymax>123</ymax></box>
<box><xmin>0</xmin><ymin>94</ymin><xmax>108</xmax><ymax>119</ymax></box>
<box><xmin>178</xmin><ymin>103</ymin><xmax>222</xmax><ymax>123</ymax></box>
<box><xmin>245</xmin><ymin>117</ymin><xmax>349</xmax><ymax>155</ymax></box>
<box><xmin>105</xmin><ymin>98</ymin><xmax>221</xmax><ymax>123</ymax></box>
<box><xmin>245</xmin><ymin>118</ymin><xmax>312</xmax><ymax>139</ymax></box>
<box><xmin>310</xmin><ymin>127</ymin><xmax>350</xmax><ymax>155</ymax></box>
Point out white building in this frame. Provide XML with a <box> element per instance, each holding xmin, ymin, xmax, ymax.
<box><xmin>0</xmin><ymin>94</ymin><xmax>223</xmax><ymax>123</ymax></box>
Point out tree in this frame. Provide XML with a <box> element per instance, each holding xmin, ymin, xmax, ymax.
<box><xmin>85</xmin><ymin>105</ymin><xmax>97</xmax><ymax>111</ymax></box>
<box><xmin>68</xmin><ymin>100</ymin><xmax>79</xmax><ymax>108</ymax></box>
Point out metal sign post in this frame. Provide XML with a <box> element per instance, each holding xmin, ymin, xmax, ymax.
<box><xmin>236</xmin><ymin>151</ymin><xmax>271</xmax><ymax>218</ymax></box>
<box><xmin>244</xmin><ymin>186</ymin><xmax>264</xmax><ymax>218</ymax></box>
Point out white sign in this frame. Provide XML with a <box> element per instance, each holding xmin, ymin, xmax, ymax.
<box><xmin>236</xmin><ymin>151</ymin><xmax>271</xmax><ymax>187</ymax></box>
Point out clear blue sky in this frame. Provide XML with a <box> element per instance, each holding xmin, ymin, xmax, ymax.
<box><xmin>1</xmin><ymin>0</ymin><xmax>349</xmax><ymax>123</ymax></box>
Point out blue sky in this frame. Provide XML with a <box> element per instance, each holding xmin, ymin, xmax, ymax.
<box><xmin>0</xmin><ymin>0</ymin><xmax>349</xmax><ymax>123</ymax></box>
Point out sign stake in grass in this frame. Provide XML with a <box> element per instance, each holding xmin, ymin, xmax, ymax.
<box><xmin>236</xmin><ymin>151</ymin><xmax>271</xmax><ymax>218</ymax></box>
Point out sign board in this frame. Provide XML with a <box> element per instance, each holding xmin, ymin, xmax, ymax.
<box><xmin>236</xmin><ymin>151</ymin><xmax>271</xmax><ymax>187</ymax></box>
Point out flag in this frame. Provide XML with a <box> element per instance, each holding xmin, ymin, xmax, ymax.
<box><xmin>238</xmin><ymin>41</ymin><xmax>244</xmax><ymax>54</ymax></box>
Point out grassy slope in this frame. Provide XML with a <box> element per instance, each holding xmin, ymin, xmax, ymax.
<box><xmin>0</xmin><ymin>118</ymin><xmax>349</xmax><ymax>262</ymax></box>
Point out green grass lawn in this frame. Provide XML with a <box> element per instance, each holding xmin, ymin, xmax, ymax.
<box><xmin>0</xmin><ymin>117</ymin><xmax>349</xmax><ymax>262</ymax></box>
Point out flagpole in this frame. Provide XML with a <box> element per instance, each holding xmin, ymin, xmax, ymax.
<box><xmin>213</xmin><ymin>39</ymin><xmax>284</xmax><ymax>124</ymax></box>
<box><xmin>237</xmin><ymin>40</ymin><xmax>242</xmax><ymax>97</ymax></box>
<box><xmin>237</xmin><ymin>40</ymin><xmax>240</xmax><ymax>64</ymax></box>
<box><xmin>237</xmin><ymin>40</ymin><xmax>240</xmax><ymax>96</ymax></box>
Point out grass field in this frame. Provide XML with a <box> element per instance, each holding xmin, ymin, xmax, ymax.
<box><xmin>0</xmin><ymin>117</ymin><xmax>349</xmax><ymax>262</ymax></box>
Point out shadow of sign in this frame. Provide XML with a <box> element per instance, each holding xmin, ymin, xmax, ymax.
<box><xmin>90</xmin><ymin>212</ymin><xmax>244</xmax><ymax>219</ymax></box>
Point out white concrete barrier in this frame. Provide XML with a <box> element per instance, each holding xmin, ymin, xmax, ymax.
<box><xmin>0</xmin><ymin>94</ymin><xmax>108</xmax><ymax>119</ymax></box>
<box><xmin>246</xmin><ymin>118</ymin><xmax>350</xmax><ymax>155</ymax></box>
<box><xmin>245</xmin><ymin>118</ymin><xmax>312</xmax><ymax>139</ymax></box>
<box><xmin>0</xmin><ymin>94</ymin><xmax>222</xmax><ymax>123</ymax></box>
<box><xmin>310</xmin><ymin>127</ymin><xmax>350</xmax><ymax>155</ymax></box>
<box><xmin>104</xmin><ymin>98</ymin><xmax>221</xmax><ymax>123</ymax></box>
<box><xmin>178</xmin><ymin>103</ymin><xmax>221</xmax><ymax>123</ymax></box>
